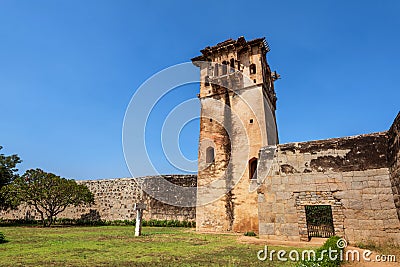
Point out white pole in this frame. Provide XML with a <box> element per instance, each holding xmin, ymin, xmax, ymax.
<box><xmin>135</xmin><ymin>208</ymin><xmax>142</xmax><ymax>237</ymax></box>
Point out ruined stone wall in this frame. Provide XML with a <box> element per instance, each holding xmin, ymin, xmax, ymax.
<box><xmin>389</xmin><ymin>112</ymin><xmax>400</xmax><ymax>220</ymax></box>
<box><xmin>0</xmin><ymin>175</ymin><xmax>197</xmax><ymax>222</ymax></box>
<box><xmin>257</xmin><ymin>132</ymin><xmax>400</xmax><ymax>245</ymax></box>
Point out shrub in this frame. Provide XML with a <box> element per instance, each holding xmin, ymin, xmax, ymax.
<box><xmin>244</xmin><ymin>231</ymin><xmax>257</xmax><ymax>236</ymax></box>
<box><xmin>298</xmin><ymin>236</ymin><xmax>344</xmax><ymax>267</ymax></box>
<box><xmin>0</xmin><ymin>218</ymin><xmax>38</xmax><ymax>226</ymax></box>
<box><xmin>0</xmin><ymin>218</ymin><xmax>196</xmax><ymax>228</ymax></box>
<box><xmin>0</xmin><ymin>232</ymin><xmax>6</xmax><ymax>244</ymax></box>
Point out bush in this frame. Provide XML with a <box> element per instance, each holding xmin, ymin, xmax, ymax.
<box><xmin>244</xmin><ymin>231</ymin><xmax>257</xmax><ymax>236</ymax></box>
<box><xmin>0</xmin><ymin>218</ymin><xmax>196</xmax><ymax>228</ymax></box>
<box><xmin>298</xmin><ymin>236</ymin><xmax>344</xmax><ymax>267</ymax></box>
<box><xmin>0</xmin><ymin>232</ymin><xmax>6</xmax><ymax>244</ymax></box>
<box><xmin>0</xmin><ymin>218</ymin><xmax>38</xmax><ymax>226</ymax></box>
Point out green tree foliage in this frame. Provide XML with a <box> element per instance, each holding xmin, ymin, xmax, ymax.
<box><xmin>3</xmin><ymin>169</ymin><xmax>94</xmax><ymax>227</ymax></box>
<box><xmin>0</xmin><ymin>146</ymin><xmax>21</xmax><ymax>210</ymax></box>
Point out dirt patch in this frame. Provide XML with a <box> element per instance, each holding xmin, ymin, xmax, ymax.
<box><xmin>237</xmin><ymin>236</ymin><xmax>324</xmax><ymax>248</ymax></box>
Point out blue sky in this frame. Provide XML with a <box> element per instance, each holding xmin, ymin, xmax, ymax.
<box><xmin>0</xmin><ymin>0</ymin><xmax>399</xmax><ymax>179</ymax></box>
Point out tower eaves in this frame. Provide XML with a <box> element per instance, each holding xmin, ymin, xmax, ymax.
<box><xmin>191</xmin><ymin>36</ymin><xmax>270</xmax><ymax>63</ymax></box>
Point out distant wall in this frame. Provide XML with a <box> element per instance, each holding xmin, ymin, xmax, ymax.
<box><xmin>389</xmin><ymin>112</ymin><xmax>400</xmax><ymax>220</ymax></box>
<box><xmin>0</xmin><ymin>175</ymin><xmax>197</xmax><ymax>222</ymax></box>
<box><xmin>257</xmin><ymin>132</ymin><xmax>400</xmax><ymax>245</ymax></box>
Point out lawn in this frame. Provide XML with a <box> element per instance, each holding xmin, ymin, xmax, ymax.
<box><xmin>0</xmin><ymin>226</ymin><xmax>307</xmax><ymax>266</ymax></box>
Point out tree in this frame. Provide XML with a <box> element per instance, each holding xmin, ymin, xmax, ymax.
<box><xmin>0</xmin><ymin>146</ymin><xmax>21</xmax><ymax>210</ymax></box>
<box><xmin>3</xmin><ymin>169</ymin><xmax>94</xmax><ymax>226</ymax></box>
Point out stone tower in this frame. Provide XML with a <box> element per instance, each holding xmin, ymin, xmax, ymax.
<box><xmin>191</xmin><ymin>36</ymin><xmax>279</xmax><ymax>232</ymax></box>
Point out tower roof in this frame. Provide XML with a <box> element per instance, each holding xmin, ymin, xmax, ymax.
<box><xmin>191</xmin><ymin>36</ymin><xmax>270</xmax><ymax>62</ymax></box>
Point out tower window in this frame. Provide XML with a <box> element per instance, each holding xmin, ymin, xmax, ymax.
<box><xmin>250</xmin><ymin>119</ymin><xmax>253</xmax><ymax>124</ymax></box>
<box><xmin>249</xmin><ymin>158</ymin><xmax>258</xmax><ymax>180</ymax></box>
<box><xmin>222</xmin><ymin>61</ymin><xmax>228</xmax><ymax>75</ymax></box>
<box><xmin>206</xmin><ymin>147</ymin><xmax>215</xmax><ymax>164</ymax></box>
<box><xmin>250</xmin><ymin>64</ymin><xmax>256</xmax><ymax>74</ymax></box>
<box><xmin>207</xmin><ymin>65</ymin><xmax>213</xmax><ymax>76</ymax></box>
<box><xmin>214</xmin><ymin>64</ymin><xmax>219</xmax><ymax>76</ymax></box>
<box><xmin>205</xmin><ymin>76</ymin><xmax>210</xmax><ymax>86</ymax></box>
<box><xmin>230</xmin><ymin>58</ymin><xmax>235</xmax><ymax>73</ymax></box>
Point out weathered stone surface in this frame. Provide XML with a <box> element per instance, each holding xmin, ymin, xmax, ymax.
<box><xmin>389</xmin><ymin>112</ymin><xmax>400</xmax><ymax>220</ymax></box>
<box><xmin>259</xmin><ymin>222</ymin><xmax>274</xmax><ymax>235</ymax></box>
<box><xmin>280</xmin><ymin>133</ymin><xmax>388</xmax><ymax>172</ymax></box>
<box><xmin>193</xmin><ymin>37</ymin><xmax>278</xmax><ymax>233</ymax></box>
<box><xmin>258</xmin><ymin>131</ymin><xmax>400</xmax><ymax>245</ymax></box>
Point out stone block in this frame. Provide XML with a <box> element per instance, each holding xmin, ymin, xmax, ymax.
<box><xmin>378</xmin><ymin>194</ymin><xmax>394</xmax><ymax>203</ymax></box>
<box><xmin>316</xmin><ymin>184</ymin><xmax>330</xmax><ymax>191</ymax></box>
<box><xmin>272</xmin><ymin>203</ymin><xmax>284</xmax><ymax>214</ymax></box>
<box><xmin>281</xmin><ymin>223</ymin><xmax>299</xmax><ymax>236</ymax></box>
<box><xmin>353</xmin><ymin>171</ymin><xmax>367</xmax><ymax>177</ymax></box>
<box><xmin>362</xmin><ymin>188</ymin><xmax>376</xmax><ymax>194</ymax></box>
<box><xmin>348</xmin><ymin>199</ymin><xmax>363</xmax><ymax>210</ymax></box>
<box><xmin>351</xmin><ymin>181</ymin><xmax>365</xmax><ymax>190</ymax></box>
<box><xmin>345</xmin><ymin>219</ymin><xmax>360</xmax><ymax>229</ymax></box>
<box><xmin>370</xmin><ymin>201</ymin><xmax>382</xmax><ymax>210</ymax></box>
<box><xmin>265</xmin><ymin>193</ymin><xmax>276</xmax><ymax>203</ymax></box>
<box><xmin>288</xmin><ymin>176</ymin><xmax>302</xmax><ymax>185</ymax></box>
<box><xmin>276</xmin><ymin>192</ymin><xmax>291</xmax><ymax>200</ymax></box>
<box><xmin>259</xmin><ymin>223</ymin><xmax>275</xmax><ymax>235</ymax></box>
<box><xmin>301</xmin><ymin>176</ymin><xmax>314</xmax><ymax>185</ymax></box>
<box><xmin>284</xmin><ymin>213</ymin><xmax>298</xmax><ymax>223</ymax></box>
<box><xmin>380</xmin><ymin>200</ymin><xmax>396</xmax><ymax>210</ymax></box>
<box><xmin>378</xmin><ymin>178</ymin><xmax>392</xmax><ymax>187</ymax></box>
<box><xmin>362</xmin><ymin>194</ymin><xmax>376</xmax><ymax>201</ymax></box>
<box><xmin>275</xmin><ymin>214</ymin><xmax>285</xmax><ymax>223</ymax></box>
<box><xmin>368</xmin><ymin>181</ymin><xmax>379</xmax><ymax>188</ymax></box>
<box><xmin>272</xmin><ymin>177</ymin><xmax>282</xmax><ymax>185</ymax></box>
<box><xmin>332</xmin><ymin>191</ymin><xmax>346</xmax><ymax>200</ymax></box>
<box><xmin>383</xmin><ymin>217</ymin><xmax>400</xmax><ymax>229</ymax></box>
<box><xmin>353</xmin><ymin>175</ymin><xmax>368</xmax><ymax>182</ymax></box>
<box><xmin>359</xmin><ymin>219</ymin><xmax>383</xmax><ymax>230</ymax></box>
<box><xmin>263</xmin><ymin>214</ymin><xmax>276</xmax><ymax>223</ymax></box>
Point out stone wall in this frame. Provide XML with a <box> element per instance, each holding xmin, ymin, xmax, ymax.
<box><xmin>0</xmin><ymin>175</ymin><xmax>197</xmax><ymax>222</ymax></box>
<box><xmin>257</xmin><ymin>132</ymin><xmax>400</xmax><ymax>245</ymax></box>
<box><xmin>389</xmin><ymin>112</ymin><xmax>400</xmax><ymax>220</ymax></box>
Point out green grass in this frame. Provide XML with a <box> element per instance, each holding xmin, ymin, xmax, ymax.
<box><xmin>0</xmin><ymin>226</ymin><xmax>309</xmax><ymax>266</ymax></box>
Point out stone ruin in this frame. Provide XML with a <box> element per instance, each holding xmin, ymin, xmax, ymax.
<box><xmin>257</xmin><ymin>120</ymin><xmax>400</xmax><ymax>244</ymax></box>
<box><xmin>1</xmin><ymin>36</ymin><xmax>399</xmax><ymax>246</ymax></box>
